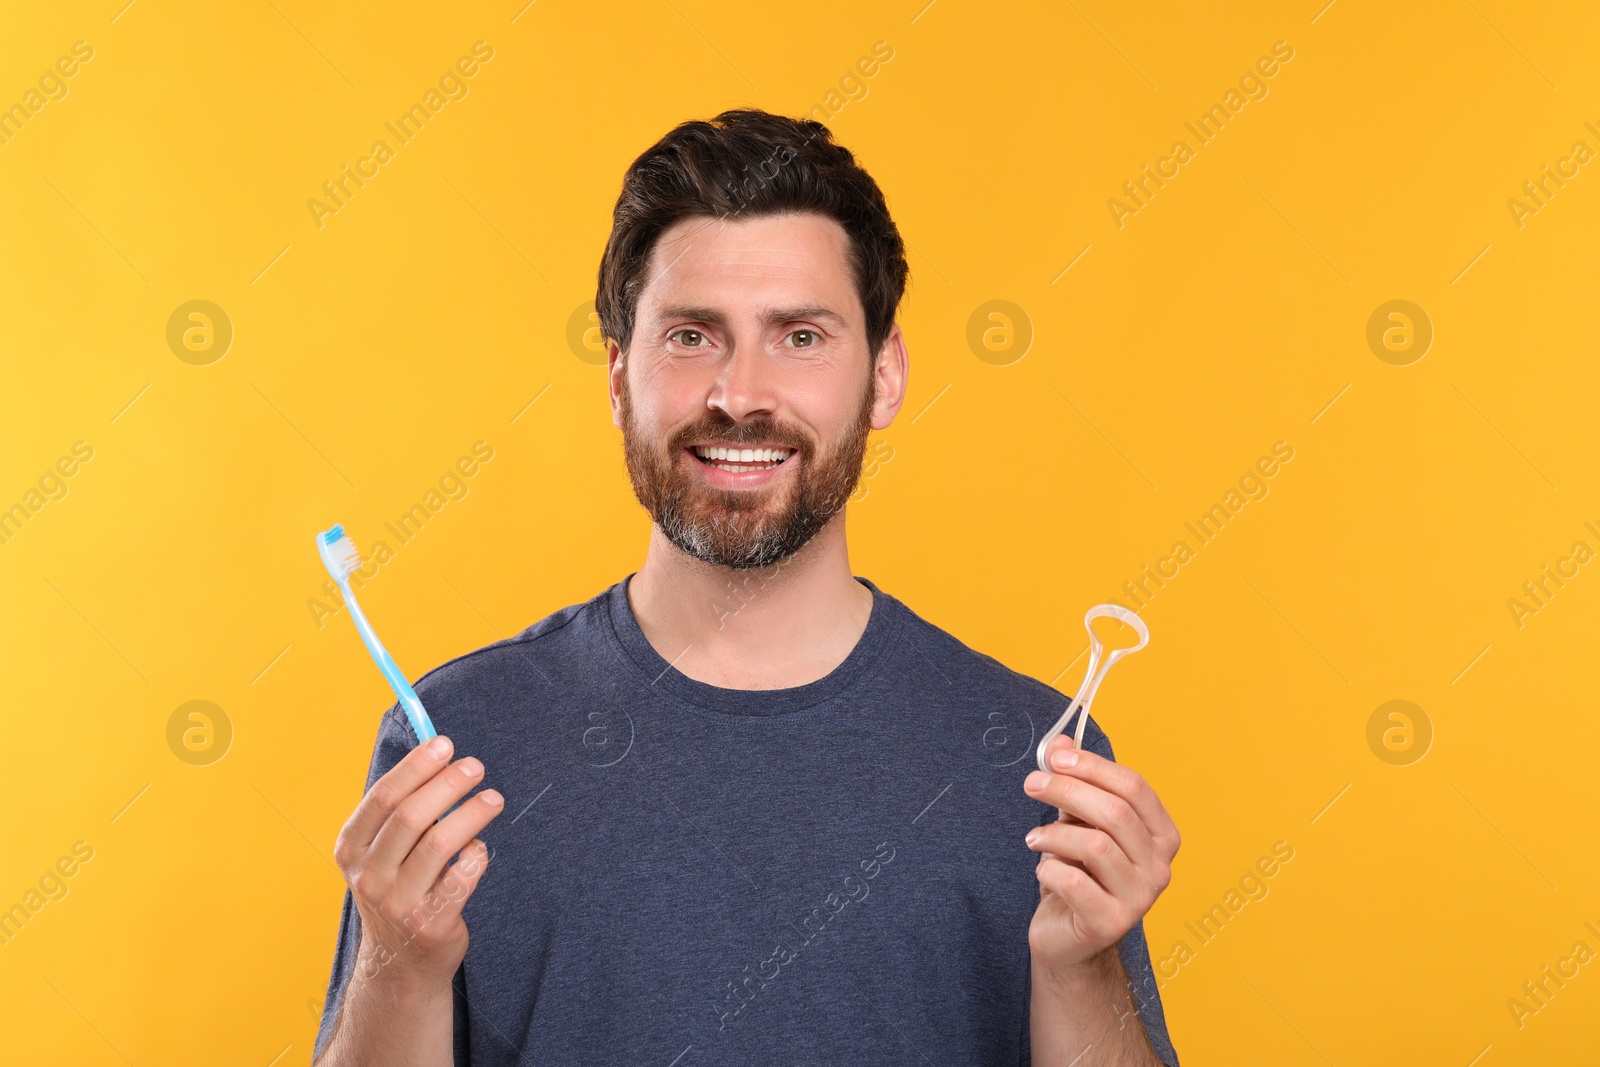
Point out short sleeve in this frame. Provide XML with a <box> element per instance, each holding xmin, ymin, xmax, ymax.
<box><xmin>311</xmin><ymin>705</ymin><xmax>420</xmax><ymax>1061</ymax></box>
<box><xmin>1117</xmin><ymin>918</ymin><xmax>1179</xmax><ymax>1065</ymax></box>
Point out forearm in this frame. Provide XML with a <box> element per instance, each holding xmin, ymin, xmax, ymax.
<box><xmin>314</xmin><ymin>954</ymin><xmax>455</xmax><ymax>1067</ymax></box>
<box><xmin>1030</xmin><ymin>947</ymin><xmax>1161</xmax><ymax>1067</ymax></box>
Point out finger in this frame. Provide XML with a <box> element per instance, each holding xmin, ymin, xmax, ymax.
<box><xmin>366</xmin><ymin>755</ymin><xmax>487</xmax><ymax>872</ymax></box>
<box><xmin>425</xmin><ymin>838</ymin><xmax>494</xmax><ymax>929</ymax></box>
<box><xmin>1034</xmin><ymin>853</ymin><xmax>1126</xmax><ymax>940</ymax></box>
<box><xmin>363</xmin><ymin>837</ymin><xmax>495</xmax><ymax>953</ymax></box>
<box><xmin>1030</xmin><ymin>825</ymin><xmax>1145</xmax><ymax>895</ymax></box>
<box><xmin>1024</xmin><ymin>767</ymin><xmax>1156</xmax><ymax>868</ymax></box>
<box><xmin>337</xmin><ymin>735</ymin><xmax>455</xmax><ymax>863</ymax></box>
<box><xmin>1041</xmin><ymin>737</ymin><xmax>1088</xmax><ymax>825</ymax></box>
<box><xmin>1026</xmin><ymin>821</ymin><xmax>1147</xmax><ymax>903</ymax></box>
<box><xmin>1043</xmin><ymin>735</ymin><xmax>1179</xmax><ymax>855</ymax></box>
<box><xmin>395</xmin><ymin>788</ymin><xmax>505</xmax><ymax>900</ymax></box>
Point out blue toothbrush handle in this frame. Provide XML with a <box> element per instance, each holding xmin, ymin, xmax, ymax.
<box><xmin>342</xmin><ymin>587</ymin><xmax>437</xmax><ymax>744</ymax></box>
<box><xmin>343</xmin><ymin>590</ymin><xmax>465</xmax><ymax>819</ymax></box>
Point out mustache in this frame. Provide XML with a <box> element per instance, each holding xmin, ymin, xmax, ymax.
<box><xmin>670</xmin><ymin>418</ymin><xmax>810</xmax><ymax>452</ymax></box>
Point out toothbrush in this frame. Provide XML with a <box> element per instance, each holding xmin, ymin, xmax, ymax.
<box><xmin>317</xmin><ymin>524</ymin><xmax>438</xmax><ymax>745</ymax></box>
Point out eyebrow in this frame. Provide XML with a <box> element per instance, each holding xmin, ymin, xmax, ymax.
<box><xmin>652</xmin><ymin>304</ymin><xmax>849</xmax><ymax>329</ymax></box>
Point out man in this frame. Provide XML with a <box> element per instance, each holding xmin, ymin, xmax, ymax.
<box><xmin>313</xmin><ymin>108</ymin><xmax>1181</xmax><ymax>1066</ymax></box>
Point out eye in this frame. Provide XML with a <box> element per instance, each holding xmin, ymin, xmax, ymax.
<box><xmin>785</xmin><ymin>329</ymin><xmax>819</xmax><ymax>349</ymax></box>
<box><xmin>668</xmin><ymin>328</ymin><xmax>707</xmax><ymax>348</ymax></box>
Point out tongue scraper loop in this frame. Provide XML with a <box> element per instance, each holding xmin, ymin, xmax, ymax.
<box><xmin>1037</xmin><ymin>604</ymin><xmax>1150</xmax><ymax>773</ymax></box>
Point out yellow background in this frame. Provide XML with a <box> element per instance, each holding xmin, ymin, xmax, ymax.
<box><xmin>2</xmin><ymin>0</ymin><xmax>1597</xmax><ymax>1063</ymax></box>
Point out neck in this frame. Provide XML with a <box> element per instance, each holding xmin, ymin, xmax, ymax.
<box><xmin>626</xmin><ymin>514</ymin><xmax>874</xmax><ymax>690</ymax></box>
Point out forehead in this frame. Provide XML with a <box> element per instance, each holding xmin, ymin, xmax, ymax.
<box><xmin>638</xmin><ymin>212</ymin><xmax>860</xmax><ymax>323</ymax></box>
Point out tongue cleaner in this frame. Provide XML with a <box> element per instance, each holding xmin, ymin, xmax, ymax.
<box><xmin>1037</xmin><ymin>604</ymin><xmax>1150</xmax><ymax>772</ymax></box>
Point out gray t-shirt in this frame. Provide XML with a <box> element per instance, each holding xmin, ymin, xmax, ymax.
<box><xmin>314</xmin><ymin>574</ymin><xmax>1179</xmax><ymax>1065</ymax></box>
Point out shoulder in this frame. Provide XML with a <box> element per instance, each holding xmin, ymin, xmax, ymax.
<box><xmin>381</xmin><ymin>582</ymin><xmax>618</xmax><ymax>743</ymax></box>
<box><xmin>886</xmin><ymin>589</ymin><xmax>1116</xmax><ymax>761</ymax></box>
<box><xmin>419</xmin><ymin>587</ymin><xmax>599</xmax><ymax>688</ymax></box>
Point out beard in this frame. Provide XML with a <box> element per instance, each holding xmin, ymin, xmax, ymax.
<box><xmin>618</xmin><ymin>367</ymin><xmax>875</xmax><ymax>570</ymax></box>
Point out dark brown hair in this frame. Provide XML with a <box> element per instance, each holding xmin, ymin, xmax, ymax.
<box><xmin>596</xmin><ymin>108</ymin><xmax>909</xmax><ymax>362</ymax></box>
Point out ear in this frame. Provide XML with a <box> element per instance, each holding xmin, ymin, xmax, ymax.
<box><xmin>870</xmin><ymin>323</ymin><xmax>908</xmax><ymax>431</ymax></box>
<box><xmin>607</xmin><ymin>338</ymin><xmax>625</xmax><ymax>429</ymax></box>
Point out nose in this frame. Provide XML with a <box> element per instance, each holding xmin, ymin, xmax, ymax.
<box><xmin>706</xmin><ymin>332</ymin><xmax>779</xmax><ymax>424</ymax></box>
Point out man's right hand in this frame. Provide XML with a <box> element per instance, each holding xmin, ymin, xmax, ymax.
<box><xmin>333</xmin><ymin>734</ymin><xmax>505</xmax><ymax>994</ymax></box>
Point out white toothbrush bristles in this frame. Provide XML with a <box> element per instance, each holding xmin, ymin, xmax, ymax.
<box><xmin>323</xmin><ymin>531</ymin><xmax>361</xmax><ymax>580</ymax></box>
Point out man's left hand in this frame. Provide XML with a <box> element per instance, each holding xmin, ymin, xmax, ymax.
<box><xmin>1023</xmin><ymin>734</ymin><xmax>1180</xmax><ymax>974</ymax></box>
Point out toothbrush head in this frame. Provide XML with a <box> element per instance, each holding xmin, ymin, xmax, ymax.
<box><xmin>317</xmin><ymin>524</ymin><xmax>361</xmax><ymax>583</ymax></box>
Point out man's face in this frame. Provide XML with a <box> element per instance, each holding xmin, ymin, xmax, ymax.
<box><xmin>610</xmin><ymin>211</ymin><xmax>898</xmax><ymax>570</ymax></box>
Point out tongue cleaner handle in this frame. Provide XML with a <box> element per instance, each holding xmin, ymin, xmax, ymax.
<box><xmin>1037</xmin><ymin>604</ymin><xmax>1150</xmax><ymax>773</ymax></box>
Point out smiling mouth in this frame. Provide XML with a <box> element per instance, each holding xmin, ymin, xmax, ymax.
<box><xmin>686</xmin><ymin>444</ymin><xmax>796</xmax><ymax>473</ymax></box>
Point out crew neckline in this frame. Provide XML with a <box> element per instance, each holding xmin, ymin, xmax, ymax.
<box><xmin>604</xmin><ymin>571</ymin><xmax>901</xmax><ymax>716</ymax></box>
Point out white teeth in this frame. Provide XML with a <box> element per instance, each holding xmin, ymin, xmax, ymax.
<box><xmin>693</xmin><ymin>445</ymin><xmax>792</xmax><ymax>464</ymax></box>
